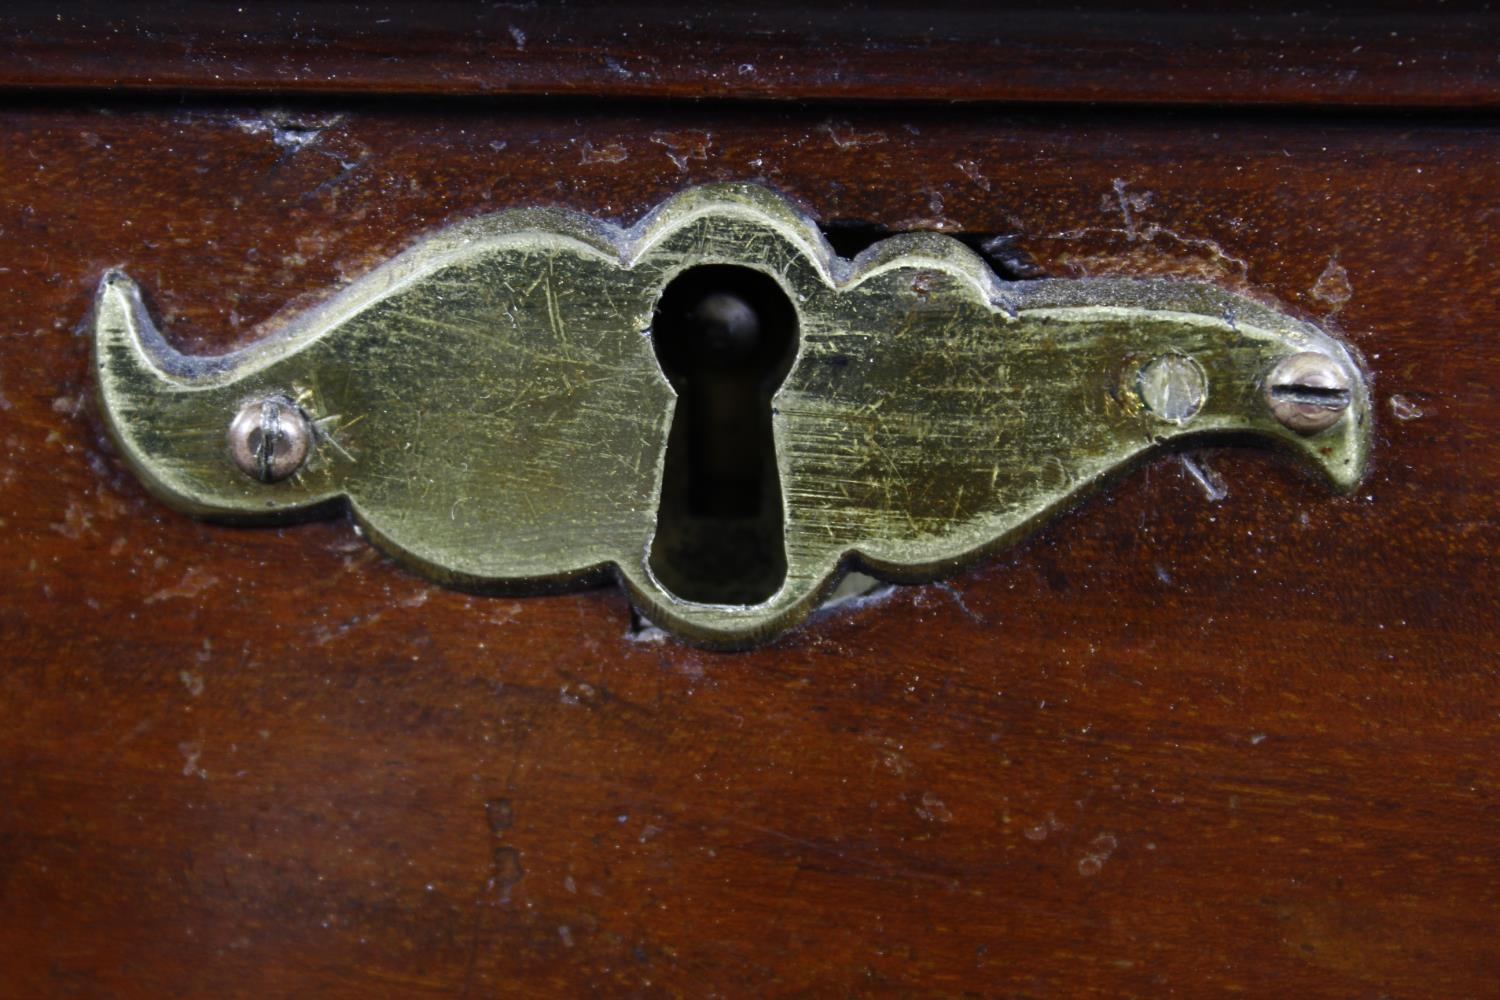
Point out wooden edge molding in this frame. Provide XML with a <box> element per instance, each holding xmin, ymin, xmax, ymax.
<box><xmin>3</xmin><ymin>3</ymin><xmax>1499</xmax><ymax>107</ymax></box>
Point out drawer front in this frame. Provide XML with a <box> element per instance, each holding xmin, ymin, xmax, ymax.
<box><xmin>1</xmin><ymin>99</ymin><xmax>1496</xmax><ymax>996</ymax></box>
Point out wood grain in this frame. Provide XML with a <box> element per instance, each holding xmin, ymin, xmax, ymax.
<box><xmin>3</xmin><ymin>3</ymin><xmax>1500</xmax><ymax>107</ymax></box>
<box><xmin>0</xmin><ymin>103</ymin><xmax>1496</xmax><ymax>997</ymax></box>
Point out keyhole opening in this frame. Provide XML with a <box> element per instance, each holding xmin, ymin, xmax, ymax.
<box><xmin>649</xmin><ymin>265</ymin><xmax>798</xmax><ymax>605</ymax></box>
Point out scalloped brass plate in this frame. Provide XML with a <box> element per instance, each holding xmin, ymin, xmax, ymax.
<box><xmin>93</xmin><ymin>183</ymin><xmax>1370</xmax><ymax>646</ymax></box>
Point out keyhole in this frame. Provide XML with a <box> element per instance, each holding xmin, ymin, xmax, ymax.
<box><xmin>649</xmin><ymin>265</ymin><xmax>798</xmax><ymax>605</ymax></box>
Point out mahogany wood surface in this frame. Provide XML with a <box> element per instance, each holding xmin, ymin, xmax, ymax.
<box><xmin>0</xmin><ymin>70</ymin><xmax>1497</xmax><ymax>1000</ymax></box>
<box><xmin>4</xmin><ymin>2</ymin><xmax>1500</xmax><ymax>108</ymax></box>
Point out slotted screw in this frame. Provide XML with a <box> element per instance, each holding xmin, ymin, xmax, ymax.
<box><xmin>228</xmin><ymin>396</ymin><xmax>312</xmax><ymax>482</ymax></box>
<box><xmin>1264</xmin><ymin>353</ymin><xmax>1352</xmax><ymax>434</ymax></box>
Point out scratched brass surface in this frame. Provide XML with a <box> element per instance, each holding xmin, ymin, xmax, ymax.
<box><xmin>93</xmin><ymin>183</ymin><xmax>1370</xmax><ymax>644</ymax></box>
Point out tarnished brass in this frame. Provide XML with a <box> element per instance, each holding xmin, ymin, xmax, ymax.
<box><xmin>93</xmin><ymin>183</ymin><xmax>1371</xmax><ymax>646</ymax></box>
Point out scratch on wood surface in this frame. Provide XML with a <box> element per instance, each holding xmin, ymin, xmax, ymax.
<box><xmin>145</xmin><ymin>566</ymin><xmax>220</xmax><ymax>604</ymax></box>
<box><xmin>1179</xmin><ymin>454</ymin><xmax>1229</xmax><ymax>502</ymax></box>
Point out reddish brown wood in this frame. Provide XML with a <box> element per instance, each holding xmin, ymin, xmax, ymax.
<box><xmin>0</xmin><ymin>104</ymin><xmax>1496</xmax><ymax>997</ymax></box>
<box><xmin>3</xmin><ymin>3</ymin><xmax>1500</xmax><ymax>107</ymax></box>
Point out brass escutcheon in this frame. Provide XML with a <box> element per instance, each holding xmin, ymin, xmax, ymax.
<box><xmin>93</xmin><ymin>184</ymin><xmax>1371</xmax><ymax>646</ymax></box>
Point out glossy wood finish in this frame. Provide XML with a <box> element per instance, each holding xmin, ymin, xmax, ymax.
<box><xmin>4</xmin><ymin>3</ymin><xmax>1500</xmax><ymax>107</ymax></box>
<box><xmin>1</xmin><ymin>103</ymin><xmax>1497</xmax><ymax>996</ymax></box>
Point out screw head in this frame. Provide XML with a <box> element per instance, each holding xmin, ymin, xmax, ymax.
<box><xmin>1137</xmin><ymin>354</ymin><xmax>1207</xmax><ymax>424</ymax></box>
<box><xmin>1264</xmin><ymin>353</ymin><xmax>1352</xmax><ymax>434</ymax></box>
<box><xmin>228</xmin><ymin>397</ymin><xmax>312</xmax><ymax>482</ymax></box>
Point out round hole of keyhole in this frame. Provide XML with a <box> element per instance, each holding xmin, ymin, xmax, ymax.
<box><xmin>652</xmin><ymin>265</ymin><xmax>798</xmax><ymax>387</ymax></box>
<box><xmin>648</xmin><ymin>265</ymin><xmax>799</xmax><ymax>605</ymax></box>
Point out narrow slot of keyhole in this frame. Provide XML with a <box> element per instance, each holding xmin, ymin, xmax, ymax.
<box><xmin>649</xmin><ymin>265</ymin><xmax>798</xmax><ymax>606</ymax></box>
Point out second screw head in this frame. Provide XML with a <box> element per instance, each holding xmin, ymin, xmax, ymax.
<box><xmin>228</xmin><ymin>396</ymin><xmax>312</xmax><ymax>482</ymax></box>
<box><xmin>1137</xmin><ymin>354</ymin><xmax>1208</xmax><ymax>425</ymax></box>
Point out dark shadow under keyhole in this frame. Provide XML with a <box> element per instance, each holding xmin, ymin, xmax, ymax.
<box><xmin>649</xmin><ymin>265</ymin><xmax>798</xmax><ymax>605</ymax></box>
